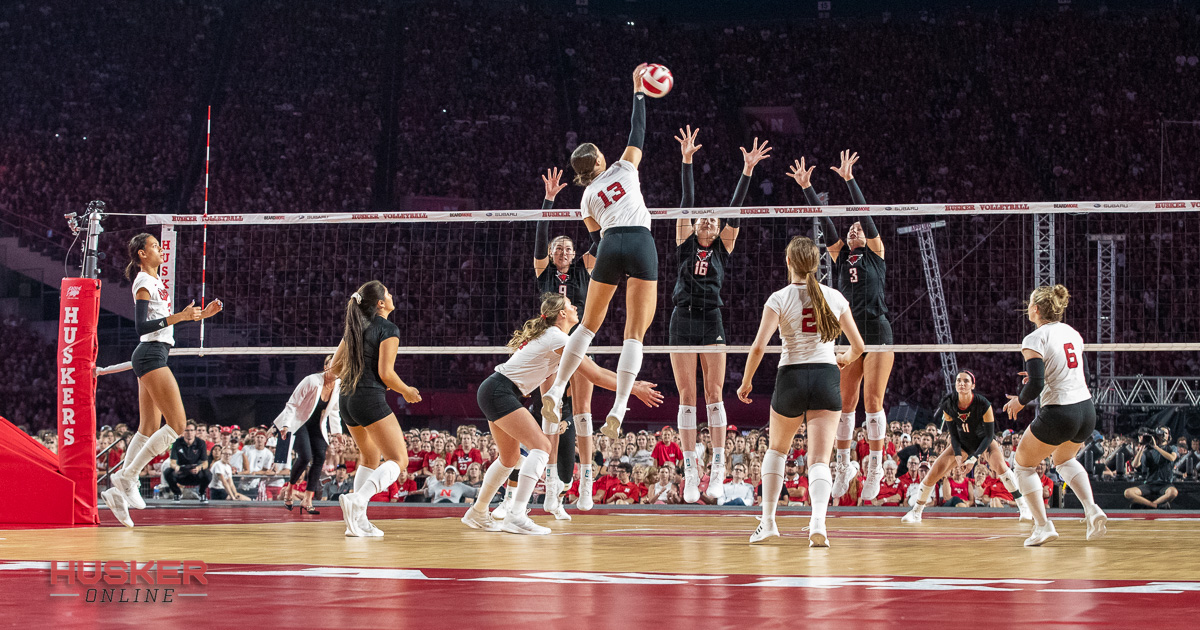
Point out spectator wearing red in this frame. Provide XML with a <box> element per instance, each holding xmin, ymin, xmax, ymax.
<box><xmin>979</xmin><ymin>464</ymin><xmax>1018</xmax><ymax>508</ymax></box>
<box><xmin>652</xmin><ymin>426</ymin><xmax>683</xmax><ymax>467</ymax></box>
<box><xmin>864</xmin><ymin>460</ymin><xmax>903</xmax><ymax>506</ymax></box>
<box><xmin>1036</xmin><ymin>462</ymin><xmax>1054</xmax><ymax>507</ymax></box>
<box><xmin>944</xmin><ymin>464</ymin><xmax>973</xmax><ymax>508</ymax></box>
<box><xmin>605</xmin><ymin>463</ymin><xmax>642</xmax><ymax>504</ymax></box>
<box><xmin>449</xmin><ymin>433</ymin><xmax>484</xmax><ymax>475</ymax></box>
<box><xmin>784</xmin><ymin>459</ymin><xmax>808</xmax><ymax>506</ymax></box>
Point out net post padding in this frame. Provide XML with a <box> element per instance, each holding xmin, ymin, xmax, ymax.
<box><xmin>56</xmin><ymin>278</ymin><xmax>101</xmax><ymax>525</ymax></box>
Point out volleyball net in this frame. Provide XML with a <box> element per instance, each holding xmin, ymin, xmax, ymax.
<box><xmin>138</xmin><ymin>201</ymin><xmax>1200</xmax><ymax>405</ymax></box>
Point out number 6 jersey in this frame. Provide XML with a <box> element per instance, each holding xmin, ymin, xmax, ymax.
<box><xmin>1021</xmin><ymin>321</ymin><xmax>1091</xmax><ymax>406</ymax></box>
<box><xmin>766</xmin><ymin>283</ymin><xmax>851</xmax><ymax>367</ymax></box>
<box><xmin>582</xmin><ymin>159</ymin><xmax>650</xmax><ymax>234</ymax></box>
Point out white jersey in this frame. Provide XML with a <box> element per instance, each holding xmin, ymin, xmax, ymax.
<box><xmin>1021</xmin><ymin>321</ymin><xmax>1091</xmax><ymax>406</ymax></box>
<box><xmin>765</xmin><ymin>283</ymin><xmax>851</xmax><ymax>367</ymax></box>
<box><xmin>132</xmin><ymin>271</ymin><xmax>174</xmax><ymax>345</ymax></box>
<box><xmin>495</xmin><ymin>327</ymin><xmax>570</xmax><ymax>396</ymax></box>
<box><xmin>581</xmin><ymin>159</ymin><xmax>650</xmax><ymax>234</ymax></box>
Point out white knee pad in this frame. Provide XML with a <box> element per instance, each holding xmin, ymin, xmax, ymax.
<box><xmin>677</xmin><ymin>405</ymin><xmax>697</xmax><ymax>431</ymax></box>
<box><xmin>864</xmin><ymin>411</ymin><xmax>886</xmax><ymax>441</ymax></box>
<box><xmin>541</xmin><ymin>415</ymin><xmax>559</xmax><ymax>434</ymax></box>
<box><xmin>1056</xmin><ymin>458</ymin><xmax>1087</xmax><ymax>485</ymax></box>
<box><xmin>836</xmin><ymin>412</ymin><xmax>855</xmax><ymax>441</ymax></box>
<box><xmin>706</xmin><ymin>402</ymin><xmax>727</xmax><ymax>429</ymax></box>
<box><xmin>573</xmin><ymin>413</ymin><xmax>593</xmax><ymax>437</ymax></box>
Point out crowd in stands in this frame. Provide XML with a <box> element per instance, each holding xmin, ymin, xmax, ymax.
<box><xmin>3</xmin><ymin>2</ymin><xmax>1200</xmax><ymax>439</ymax></box>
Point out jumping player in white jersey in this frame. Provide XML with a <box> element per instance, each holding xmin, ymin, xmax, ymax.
<box><xmin>542</xmin><ymin>64</ymin><xmax>658</xmax><ymax>441</ymax></box>
<box><xmin>462</xmin><ymin>293</ymin><xmax>662</xmax><ymax>535</ymax></box>
<box><xmin>1001</xmin><ymin>284</ymin><xmax>1107</xmax><ymax>546</ymax></box>
<box><xmin>670</xmin><ymin>126</ymin><xmax>771</xmax><ymax>503</ymax></box>
<box><xmin>737</xmin><ymin>237</ymin><xmax>865</xmax><ymax>547</ymax></box>
<box><xmin>103</xmin><ymin>233</ymin><xmax>222</xmax><ymax>527</ymax></box>
<box><xmin>901</xmin><ymin>370</ymin><xmax>1032</xmax><ymax>523</ymax></box>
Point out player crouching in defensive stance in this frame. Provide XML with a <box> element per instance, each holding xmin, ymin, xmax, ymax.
<box><xmin>462</xmin><ymin>294</ymin><xmax>662</xmax><ymax>534</ymax></box>
<box><xmin>902</xmin><ymin>370</ymin><xmax>1032</xmax><ymax>523</ymax></box>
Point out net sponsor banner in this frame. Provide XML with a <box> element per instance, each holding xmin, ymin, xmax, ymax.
<box><xmin>57</xmin><ymin>278</ymin><xmax>101</xmax><ymax>525</ymax></box>
<box><xmin>145</xmin><ymin>200</ymin><xmax>1200</xmax><ymax>225</ymax></box>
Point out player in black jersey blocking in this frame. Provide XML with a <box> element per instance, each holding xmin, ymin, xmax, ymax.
<box><xmin>901</xmin><ymin>370</ymin><xmax>1032</xmax><ymax>523</ymax></box>
<box><xmin>789</xmin><ymin>151</ymin><xmax>894</xmax><ymax>504</ymax></box>
<box><xmin>534</xmin><ymin>167</ymin><xmax>599</xmax><ymax>515</ymax></box>
<box><xmin>669</xmin><ymin>126</ymin><xmax>771</xmax><ymax>503</ymax></box>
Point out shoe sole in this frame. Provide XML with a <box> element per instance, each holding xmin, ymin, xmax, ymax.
<box><xmin>1024</xmin><ymin>532</ymin><xmax>1059</xmax><ymax>547</ymax></box>
<box><xmin>462</xmin><ymin>513</ymin><xmax>501</xmax><ymax>531</ymax></box>
<box><xmin>809</xmin><ymin>533</ymin><xmax>829</xmax><ymax>547</ymax></box>
<box><xmin>600</xmin><ymin>416</ymin><xmax>622</xmax><ymax>439</ymax></box>
<box><xmin>553</xmin><ymin>511</ymin><xmax>572</xmax><ymax>521</ymax></box>
<box><xmin>541</xmin><ymin>394</ymin><xmax>560</xmax><ymax>424</ymax></box>
<box><xmin>501</xmin><ymin>524</ymin><xmax>550</xmax><ymax>535</ymax></box>
<box><xmin>1087</xmin><ymin>516</ymin><xmax>1108</xmax><ymax>541</ymax></box>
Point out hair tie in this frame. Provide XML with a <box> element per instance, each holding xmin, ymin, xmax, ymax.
<box><xmin>540</xmin><ymin>313</ymin><xmax>548</xmax><ymax>320</ymax></box>
<box><xmin>351</xmin><ymin>292</ymin><xmax>362</xmax><ymax>304</ymax></box>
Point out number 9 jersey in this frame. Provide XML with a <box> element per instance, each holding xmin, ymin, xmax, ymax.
<box><xmin>1021</xmin><ymin>321</ymin><xmax>1091</xmax><ymax>406</ymax></box>
<box><xmin>766</xmin><ymin>283</ymin><xmax>851</xmax><ymax>367</ymax></box>
<box><xmin>582</xmin><ymin>159</ymin><xmax>650</xmax><ymax>234</ymax></box>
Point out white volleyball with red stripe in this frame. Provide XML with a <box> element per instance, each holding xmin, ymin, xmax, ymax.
<box><xmin>640</xmin><ymin>64</ymin><xmax>673</xmax><ymax>98</ymax></box>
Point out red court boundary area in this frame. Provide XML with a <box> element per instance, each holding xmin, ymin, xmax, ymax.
<box><xmin>3</xmin><ymin>562</ymin><xmax>1199</xmax><ymax>629</ymax></box>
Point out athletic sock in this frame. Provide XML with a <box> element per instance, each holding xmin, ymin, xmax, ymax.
<box><xmin>683</xmin><ymin>451</ymin><xmax>696</xmax><ymax>476</ymax></box>
<box><xmin>354</xmin><ymin>465</ymin><xmax>375</xmax><ymax>493</ymax></box>
<box><xmin>1015</xmin><ymin>464</ymin><xmax>1048</xmax><ymax>527</ymax></box>
<box><xmin>512</xmin><ymin>449</ymin><xmax>549</xmax><ymax>515</ymax></box>
<box><xmin>361</xmin><ymin>460</ymin><xmax>400</xmax><ymax>498</ymax></box>
<box><xmin>915</xmin><ymin>482</ymin><xmax>935</xmax><ymax>510</ymax></box>
<box><xmin>476</xmin><ymin>459</ymin><xmax>514</xmax><ymax>511</ymax></box>
<box><xmin>551</xmin><ymin>326</ymin><xmax>595</xmax><ymax>394</ymax></box>
<box><xmin>761</xmin><ymin>450</ymin><xmax>786</xmax><ymax>520</ymax></box>
<box><xmin>712</xmin><ymin>447</ymin><xmax>726</xmax><ymax>468</ymax></box>
<box><xmin>122</xmin><ymin>424</ymin><xmax>178</xmax><ymax>482</ymax></box>
<box><xmin>120</xmin><ymin>431</ymin><xmax>150</xmax><ymax>478</ymax></box>
<box><xmin>612</xmin><ymin>339</ymin><xmax>644</xmax><ymax>413</ymax></box>
<box><xmin>835</xmin><ymin>448</ymin><xmax>850</xmax><ymax>468</ymax></box>
<box><xmin>868</xmin><ymin>450</ymin><xmax>883</xmax><ymax>470</ymax></box>
<box><xmin>1056</xmin><ymin>458</ymin><xmax>1098</xmax><ymax>514</ymax></box>
<box><xmin>809</xmin><ymin>463</ymin><xmax>833</xmax><ymax>521</ymax></box>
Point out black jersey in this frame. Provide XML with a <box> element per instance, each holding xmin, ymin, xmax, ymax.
<box><xmin>672</xmin><ymin>234</ymin><xmax>729</xmax><ymax>309</ymax></box>
<box><xmin>536</xmin><ymin>258</ymin><xmax>589</xmax><ymax>310</ymax></box>
<box><xmin>351</xmin><ymin>315</ymin><xmax>400</xmax><ymax>392</ymax></box>
<box><xmin>834</xmin><ymin>246</ymin><xmax>887</xmax><ymax>320</ymax></box>
<box><xmin>939</xmin><ymin>393</ymin><xmax>993</xmax><ymax>450</ymax></box>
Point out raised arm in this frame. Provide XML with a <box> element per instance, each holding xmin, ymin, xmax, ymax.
<box><xmin>675</xmin><ymin>125</ymin><xmax>701</xmax><ymax>245</ymax></box>
<box><xmin>722</xmin><ymin>137</ymin><xmax>771</xmax><ymax>252</ymax></box>
<box><xmin>620</xmin><ymin>64</ymin><xmax>649</xmax><ymax>167</ymax></box>
<box><xmin>831</xmin><ymin>150</ymin><xmax>883</xmax><ymax>258</ymax></box>
<box><xmin>534</xmin><ymin>167</ymin><xmax>568</xmax><ymax>274</ymax></box>
<box><xmin>789</xmin><ymin>158</ymin><xmax>844</xmax><ymax>261</ymax></box>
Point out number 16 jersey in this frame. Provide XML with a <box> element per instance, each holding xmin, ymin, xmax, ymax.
<box><xmin>766</xmin><ymin>283</ymin><xmax>851</xmax><ymax>367</ymax></box>
<box><xmin>1021</xmin><ymin>321</ymin><xmax>1091</xmax><ymax>406</ymax></box>
<box><xmin>582</xmin><ymin>160</ymin><xmax>650</xmax><ymax>234</ymax></box>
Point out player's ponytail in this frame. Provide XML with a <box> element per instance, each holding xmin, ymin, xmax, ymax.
<box><xmin>1030</xmin><ymin>284</ymin><xmax>1070</xmax><ymax>322</ymax></box>
<box><xmin>125</xmin><ymin>233</ymin><xmax>153</xmax><ymax>280</ymax></box>
<box><xmin>507</xmin><ymin>293</ymin><xmax>569</xmax><ymax>352</ymax></box>
<box><xmin>571</xmin><ymin>143</ymin><xmax>602</xmax><ymax>187</ymax></box>
<box><xmin>787</xmin><ymin>236</ymin><xmax>840</xmax><ymax>342</ymax></box>
<box><xmin>339</xmin><ymin>280</ymin><xmax>388</xmax><ymax>395</ymax></box>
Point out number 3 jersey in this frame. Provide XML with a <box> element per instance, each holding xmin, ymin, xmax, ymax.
<box><xmin>766</xmin><ymin>283</ymin><xmax>851</xmax><ymax>367</ymax></box>
<box><xmin>581</xmin><ymin>159</ymin><xmax>650</xmax><ymax>234</ymax></box>
<box><xmin>1021</xmin><ymin>321</ymin><xmax>1091</xmax><ymax>406</ymax></box>
<box><xmin>672</xmin><ymin>233</ymin><xmax>728</xmax><ymax>308</ymax></box>
<box><xmin>834</xmin><ymin>246</ymin><xmax>887</xmax><ymax>320</ymax></box>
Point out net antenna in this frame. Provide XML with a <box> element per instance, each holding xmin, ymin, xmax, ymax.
<box><xmin>199</xmin><ymin>105</ymin><xmax>213</xmax><ymax>354</ymax></box>
<box><xmin>897</xmin><ymin>220</ymin><xmax>958</xmax><ymax>392</ymax></box>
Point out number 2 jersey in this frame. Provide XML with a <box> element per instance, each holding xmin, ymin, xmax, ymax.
<box><xmin>833</xmin><ymin>246</ymin><xmax>887</xmax><ymax>320</ymax></box>
<box><xmin>581</xmin><ymin>159</ymin><xmax>650</xmax><ymax>235</ymax></box>
<box><xmin>1021</xmin><ymin>321</ymin><xmax>1091</xmax><ymax>406</ymax></box>
<box><xmin>765</xmin><ymin>283</ymin><xmax>851</xmax><ymax>367</ymax></box>
<box><xmin>672</xmin><ymin>234</ymin><xmax>729</xmax><ymax>308</ymax></box>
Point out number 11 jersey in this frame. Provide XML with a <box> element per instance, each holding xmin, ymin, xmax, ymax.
<box><xmin>582</xmin><ymin>159</ymin><xmax>650</xmax><ymax>234</ymax></box>
<box><xmin>1021</xmin><ymin>321</ymin><xmax>1091</xmax><ymax>406</ymax></box>
<box><xmin>766</xmin><ymin>283</ymin><xmax>851</xmax><ymax>367</ymax></box>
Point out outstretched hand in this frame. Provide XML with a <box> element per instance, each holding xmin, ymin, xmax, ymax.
<box><xmin>201</xmin><ymin>298</ymin><xmax>223</xmax><ymax>319</ymax></box>
<box><xmin>632</xmin><ymin>63</ymin><xmax>649</xmax><ymax>92</ymax></box>
<box><xmin>1002</xmin><ymin>395</ymin><xmax>1024</xmax><ymax>420</ymax></box>
<box><xmin>787</xmin><ymin>158</ymin><xmax>816</xmax><ymax>188</ymax></box>
<box><xmin>740</xmin><ymin>137</ymin><xmax>772</xmax><ymax>174</ymax></box>
<box><xmin>542</xmin><ymin>167</ymin><xmax>567</xmax><ymax>201</ymax></box>
<box><xmin>633</xmin><ymin>381</ymin><xmax>665</xmax><ymax>407</ymax></box>
<box><xmin>675</xmin><ymin>125</ymin><xmax>702</xmax><ymax>162</ymax></box>
<box><xmin>831</xmin><ymin>149</ymin><xmax>859</xmax><ymax>181</ymax></box>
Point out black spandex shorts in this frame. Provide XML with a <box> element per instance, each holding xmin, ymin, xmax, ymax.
<box><xmin>591</xmin><ymin>226</ymin><xmax>658</xmax><ymax>285</ymax></box>
<box><xmin>131</xmin><ymin>342</ymin><xmax>170</xmax><ymax>377</ymax></box>
<box><xmin>342</xmin><ymin>389</ymin><xmax>394</xmax><ymax>427</ymax></box>
<box><xmin>478</xmin><ymin>372</ymin><xmax>525</xmax><ymax>423</ymax></box>
<box><xmin>669</xmin><ymin>307</ymin><xmax>726</xmax><ymax>346</ymax></box>
<box><xmin>945</xmin><ymin>496</ymin><xmax>969</xmax><ymax>507</ymax></box>
<box><xmin>1135</xmin><ymin>482</ymin><xmax>1175</xmax><ymax>502</ymax></box>
<box><xmin>840</xmin><ymin>315</ymin><xmax>893</xmax><ymax>348</ymax></box>
<box><xmin>771</xmin><ymin>364</ymin><xmax>842</xmax><ymax>418</ymax></box>
<box><xmin>1028</xmin><ymin>399</ymin><xmax>1097</xmax><ymax>446</ymax></box>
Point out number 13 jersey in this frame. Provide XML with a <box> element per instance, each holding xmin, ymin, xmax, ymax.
<box><xmin>1021</xmin><ymin>321</ymin><xmax>1091</xmax><ymax>406</ymax></box>
<box><xmin>582</xmin><ymin>159</ymin><xmax>650</xmax><ymax>234</ymax></box>
<box><xmin>766</xmin><ymin>283</ymin><xmax>851</xmax><ymax>367</ymax></box>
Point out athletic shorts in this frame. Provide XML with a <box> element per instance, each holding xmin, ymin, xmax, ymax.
<box><xmin>669</xmin><ymin>307</ymin><xmax>726</xmax><ymax>346</ymax></box>
<box><xmin>478</xmin><ymin>372</ymin><xmax>525</xmax><ymax>423</ymax></box>
<box><xmin>342</xmin><ymin>389</ymin><xmax>394</xmax><ymax>427</ymax></box>
<box><xmin>840</xmin><ymin>315</ymin><xmax>893</xmax><ymax>348</ymax></box>
<box><xmin>131</xmin><ymin>341</ymin><xmax>170</xmax><ymax>377</ymax></box>
<box><xmin>945</xmin><ymin>496</ymin><xmax>969</xmax><ymax>507</ymax></box>
<box><xmin>1028</xmin><ymin>399</ymin><xmax>1097</xmax><ymax>446</ymax></box>
<box><xmin>591</xmin><ymin>226</ymin><xmax>658</xmax><ymax>285</ymax></box>
<box><xmin>771</xmin><ymin>363</ymin><xmax>842</xmax><ymax>418</ymax></box>
<box><xmin>1136</xmin><ymin>482</ymin><xmax>1174</xmax><ymax>502</ymax></box>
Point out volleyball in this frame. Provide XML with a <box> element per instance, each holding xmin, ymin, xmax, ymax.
<box><xmin>640</xmin><ymin>63</ymin><xmax>673</xmax><ymax>98</ymax></box>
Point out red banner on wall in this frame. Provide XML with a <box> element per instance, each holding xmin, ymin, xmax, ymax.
<box><xmin>57</xmin><ymin>278</ymin><xmax>101</xmax><ymax>525</ymax></box>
